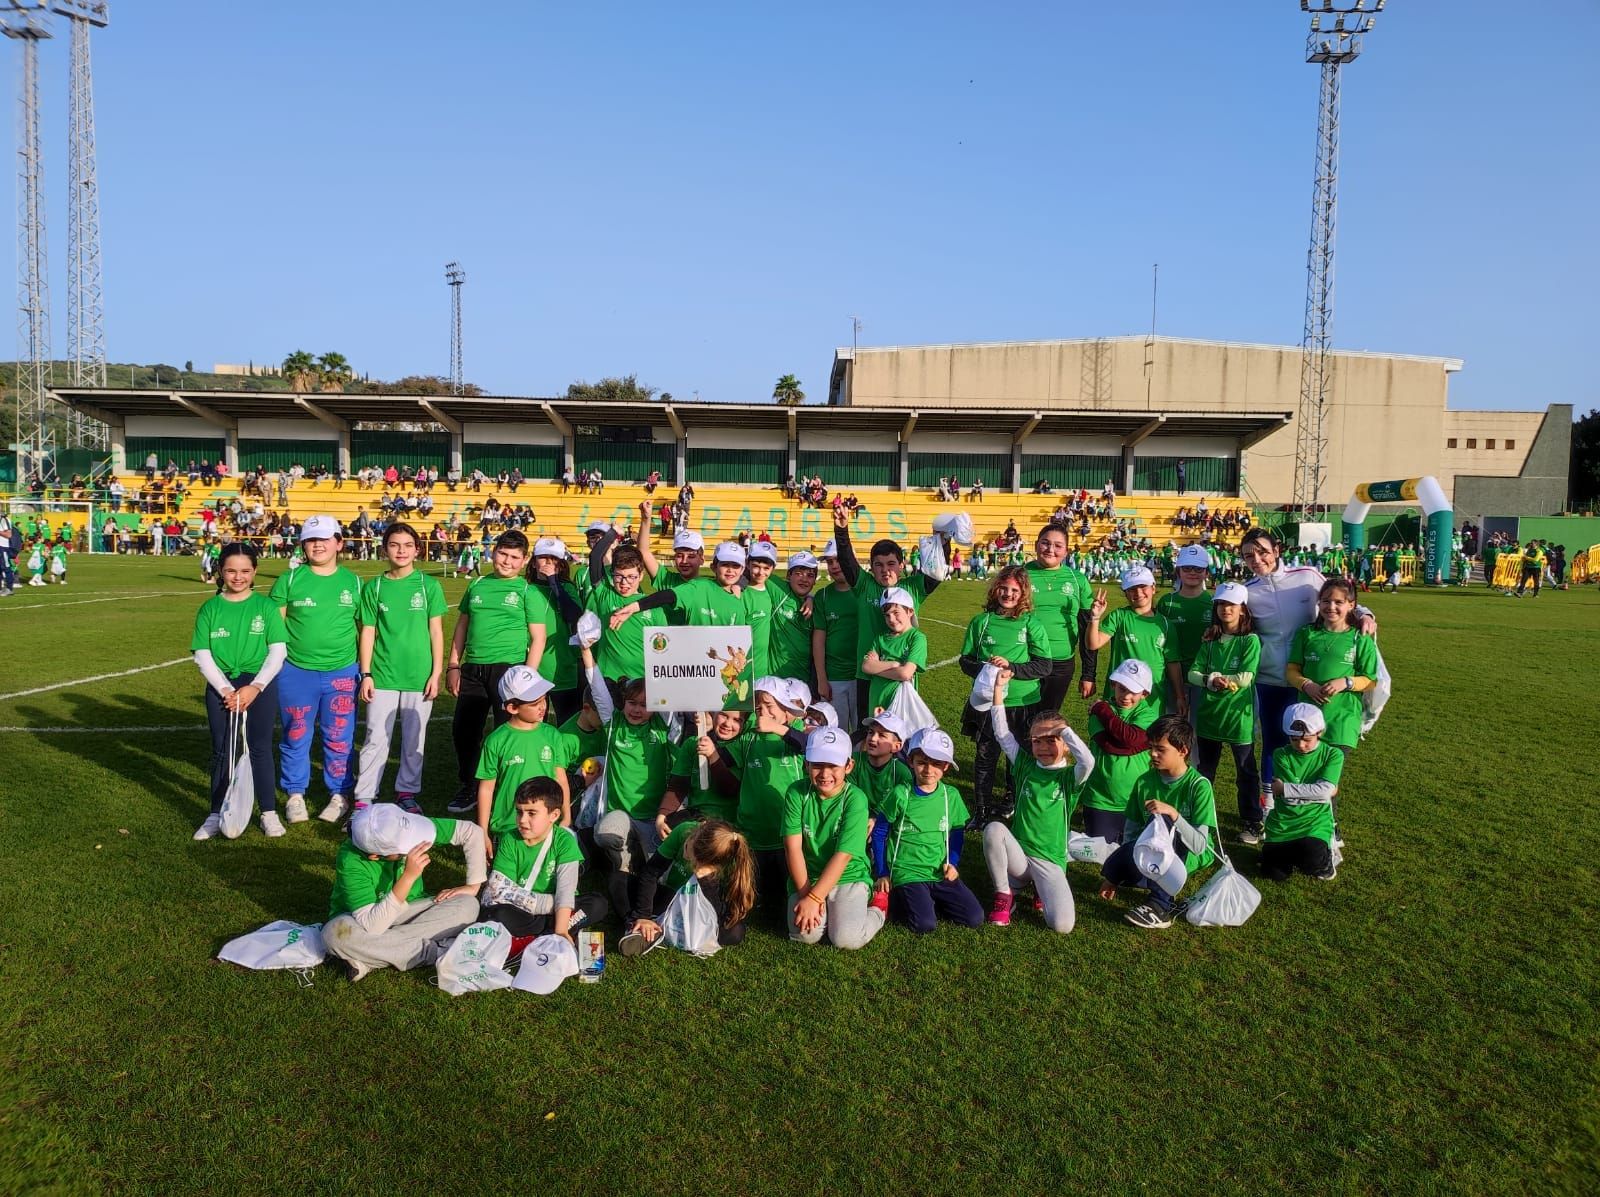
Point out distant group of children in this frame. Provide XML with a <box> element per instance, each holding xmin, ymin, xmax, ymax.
<box><xmin>192</xmin><ymin>502</ymin><xmax>1387</xmax><ymax>982</ymax></box>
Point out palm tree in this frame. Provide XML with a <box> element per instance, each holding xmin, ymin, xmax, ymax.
<box><xmin>317</xmin><ymin>352</ymin><xmax>354</xmax><ymax>393</ymax></box>
<box><xmin>282</xmin><ymin>350</ymin><xmax>318</xmax><ymax>392</ymax></box>
<box><xmin>773</xmin><ymin>374</ymin><xmax>804</xmax><ymax>407</ymax></box>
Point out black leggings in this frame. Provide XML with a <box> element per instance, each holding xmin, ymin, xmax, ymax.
<box><xmin>452</xmin><ymin>662</ymin><xmax>514</xmax><ymax>785</ymax></box>
<box><xmin>205</xmin><ymin>672</ymin><xmax>280</xmax><ymax>815</ymax></box>
<box><xmin>1260</xmin><ymin>838</ymin><xmax>1332</xmax><ymax>881</ymax></box>
<box><xmin>970</xmin><ymin>702</ymin><xmax>1037</xmax><ymax>815</ymax></box>
<box><xmin>480</xmin><ymin>893</ymin><xmax>609</xmax><ymax>936</ymax></box>
<box><xmin>1036</xmin><ymin>657</ymin><xmax>1076</xmax><ymax>714</ymax></box>
<box><xmin>1197</xmin><ymin>737</ymin><xmax>1262</xmax><ymax>827</ymax></box>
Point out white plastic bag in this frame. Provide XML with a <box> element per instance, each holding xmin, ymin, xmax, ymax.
<box><xmin>931</xmin><ymin>511</ymin><xmax>976</xmax><ymax>545</ymax></box>
<box><xmin>217</xmin><ymin>708</ymin><xmax>254</xmax><ymax>839</ymax></box>
<box><xmin>1132</xmin><ymin>816</ymin><xmax>1188</xmax><ymax>896</ymax></box>
<box><xmin>648</xmin><ymin>877</ymin><xmax>722</xmax><ymax>957</ymax></box>
<box><xmin>218</xmin><ymin>919</ymin><xmax>326</xmax><ymax>969</ymax></box>
<box><xmin>917</xmin><ymin>534</ymin><xmax>949</xmax><ymax>583</ymax></box>
<box><xmin>435</xmin><ymin>920</ymin><xmax>514</xmax><ymax>995</ymax></box>
<box><xmin>1068</xmin><ymin>830</ymin><xmax>1117</xmax><ymax>865</ymax></box>
<box><xmin>575</xmin><ymin>775</ymin><xmax>608</xmax><ymax>830</ymax></box>
<box><xmin>884</xmin><ymin>682</ymin><xmax>938</xmax><ymax>739</ymax></box>
<box><xmin>49</xmin><ymin>554</ymin><xmax>65</xmax><ymax>577</ymax></box>
<box><xmin>1360</xmin><ymin>645</ymin><xmax>1392</xmax><ymax>737</ymax></box>
<box><xmin>1184</xmin><ymin>846</ymin><xmax>1261</xmax><ymax>928</ymax></box>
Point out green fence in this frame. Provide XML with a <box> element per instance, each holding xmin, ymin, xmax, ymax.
<box><xmin>351</xmin><ymin>430</ymin><xmax>453</xmax><ymax>471</ymax></box>
<box><xmin>126</xmin><ymin>437</ymin><xmax>226</xmax><ymax>469</ymax></box>
<box><xmin>573</xmin><ymin>436</ymin><xmax>674</xmax><ymax>483</ymax></box>
<box><xmin>907</xmin><ymin>452</ymin><xmax>1010</xmax><ymax>489</ymax></box>
<box><xmin>1020</xmin><ymin>453</ymin><xmax>1121</xmax><ymax>491</ymax></box>
<box><xmin>464</xmin><ymin>442</ymin><xmax>562</xmax><ymax>479</ymax></box>
<box><xmin>1133</xmin><ymin>455</ymin><xmax>1238</xmax><ymax>494</ymax></box>
<box><xmin>239</xmin><ymin>438</ymin><xmax>338</xmax><ymax>473</ymax></box>
<box><xmin>688</xmin><ymin>447</ymin><xmax>786</xmax><ymax>485</ymax></box>
<box><xmin>795</xmin><ymin>449</ymin><xmax>897</xmax><ymax>488</ymax></box>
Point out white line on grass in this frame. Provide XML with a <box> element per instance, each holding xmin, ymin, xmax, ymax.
<box><xmin>919</xmin><ymin>617</ymin><xmax>967</xmax><ymax>630</ymax></box>
<box><xmin>0</xmin><ymin>723</ymin><xmax>206</xmax><ymax>734</ymax></box>
<box><xmin>0</xmin><ymin>658</ymin><xmax>192</xmax><ymax>703</ymax></box>
<box><xmin>0</xmin><ymin>589</ymin><xmax>200</xmax><ymax>613</ymax></box>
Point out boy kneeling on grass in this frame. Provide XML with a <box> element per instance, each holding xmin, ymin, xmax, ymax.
<box><xmin>324</xmin><ymin>804</ymin><xmax>487</xmax><ymax>982</ymax></box>
<box><xmin>1098</xmin><ymin>715</ymin><xmax>1219</xmax><ymax>930</ymax></box>
<box><xmin>1260</xmin><ymin>703</ymin><xmax>1343</xmax><ymax>883</ymax></box>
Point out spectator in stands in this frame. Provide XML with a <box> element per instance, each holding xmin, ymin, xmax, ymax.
<box><xmin>1102</xmin><ymin>479</ymin><xmax>1117</xmax><ymax>503</ymax></box>
<box><xmin>187</xmin><ymin>460</ymin><xmax>200</xmax><ymax>483</ymax></box>
<box><xmin>108</xmin><ymin>477</ymin><xmax>124</xmax><ymax>511</ymax></box>
<box><xmin>100</xmin><ymin>516</ymin><xmax>117</xmax><ymax>554</ymax></box>
<box><xmin>646</xmin><ymin>469</ymin><xmax>661</xmax><ymax>495</ymax></box>
<box><xmin>577</xmin><ymin>468</ymin><xmax>590</xmax><ymax>493</ymax></box>
<box><xmin>972</xmin><ymin>478</ymin><xmax>984</xmax><ymax>502</ymax></box>
<box><xmin>469</xmin><ymin>468</ymin><xmax>486</xmax><ymax>492</ymax></box>
<box><xmin>1176</xmin><ymin>458</ymin><xmax>1187</xmax><ymax>495</ymax></box>
<box><xmin>560</xmin><ymin>466</ymin><xmax>574</xmax><ymax>493</ymax></box>
<box><xmin>277</xmin><ymin>473</ymin><xmax>290</xmax><ymax>505</ymax></box>
<box><xmin>591</xmin><ymin>468</ymin><xmax>604</xmax><ymax>493</ymax></box>
<box><xmin>446</xmin><ymin>467</ymin><xmax>460</xmax><ymax>492</ymax></box>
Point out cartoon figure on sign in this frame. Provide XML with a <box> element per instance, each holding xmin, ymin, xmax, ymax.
<box><xmin>706</xmin><ymin>645</ymin><xmax>750</xmax><ymax>707</ymax></box>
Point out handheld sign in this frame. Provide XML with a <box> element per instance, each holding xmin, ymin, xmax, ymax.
<box><xmin>643</xmin><ymin>626</ymin><xmax>754</xmax><ymax>713</ymax></box>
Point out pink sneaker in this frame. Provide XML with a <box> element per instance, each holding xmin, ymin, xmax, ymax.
<box><xmin>868</xmin><ymin>888</ymin><xmax>889</xmax><ymax>916</ymax></box>
<box><xmin>988</xmin><ymin>892</ymin><xmax>1014</xmax><ymax>926</ymax></box>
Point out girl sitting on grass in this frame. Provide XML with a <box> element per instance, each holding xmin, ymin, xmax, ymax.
<box><xmin>618</xmin><ymin>819</ymin><xmax>757</xmax><ymax>955</ymax></box>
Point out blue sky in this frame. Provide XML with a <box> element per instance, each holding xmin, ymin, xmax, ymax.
<box><xmin>16</xmin><ymin>0</ymin><xmax>1598</xmax><ymax>412</ymax></box>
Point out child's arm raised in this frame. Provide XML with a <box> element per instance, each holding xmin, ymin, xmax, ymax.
<box><xmin>1062</xmin><ymin>725</ymin><xmax>1095</xmax><ymax>785</ymax></box>
<box><xmin>990</xmin><ymin>682</ymin><xmax>1020</xmax><ymax>763</ymax></box>
<box><xmin>1083</xmin><ymin>589</ymin><xmax>1112</xmax><ymax>651</ymax></box>
<box><xmin>581</xmin><ymin>643</ymin><xmax>616</xmax><ymax>725</ymax></box>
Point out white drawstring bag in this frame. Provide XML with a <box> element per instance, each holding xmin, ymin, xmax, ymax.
<box><xmin>218</xmin><ymin>920</ymin><xmax>325</xmax><ymax>969</ymax></box>
<box><xmin>1068</xmin><ymin>830</ymin><xmax>1117</xmax><ymax>865</ymax></box>
<box><xmin>1132</xmin><ymin>816</ymin><xmax>1188</xmax><ymax>897</ymax></box>
<box><xmin>217</xmin><ymin>707</ymin><xmax>254</xmax><ymax>839</ymax></box>
<box><xmin>1360</xmin><ymin>645</ymin><xmax>1392</xmax><ymax>737</ymax></box>
<box><xmin>49</xmin><ymin>553</ymin><xmax>66</xmax><ymax>577</ymax></box>
<box><xmin>575</xmin><ymin>773</ymin><xmax>608</xmax><ymax>830</ymax></box>
<box><xmin>917</xmin><ymin>535</ymin><xmax>950</xmax><ymax>582</ymax></box>
<box><xmin>931</xmin><ymin>511</ymin><xmax>976</xmax><ymax>545</ymax></box>
<box><xmin>647</xmin><ymin>876</ymin><xmax>722</xmax><ymax>957</ymax></box>
<box><xmin>884</xmin><ymin>682</ymin><xmax>938</xmax><ymax>739</ymax></box>
<box><xmin>1184</xmin><ymin>841</ymin><xmax>1261</xmax><ymax>928</ymax></box>
<box><xmin>435</xmin><ymin>920</ymin><xmax>514</xmax><ymax>995</ymax></box>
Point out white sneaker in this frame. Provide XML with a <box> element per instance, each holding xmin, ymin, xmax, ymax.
<box><xmin>283</xmin><ymin>794</ymin><xmax>309</xmax><ymax>823</ymax></box>
<box><xmin>193</xmin><ymin>814</ymin><xmax>222</xmax><ymax>840</ymax></box>
<box><xmin>317</xmin><ymin>795</ymin><xmax>349</xmax><ymax>823</ymax></box>
<box><xmin>260</xmin><ymin>811</ymin><xmax>286</xmax><ymax>837</ymax></box>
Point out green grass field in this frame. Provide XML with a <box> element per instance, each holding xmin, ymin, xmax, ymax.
<box><xmin>2</xmin><ymin>557</ymin><xmax>1597</xmax><ymax>1195</ymax></box>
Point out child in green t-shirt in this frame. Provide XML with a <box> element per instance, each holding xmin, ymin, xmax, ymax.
<box><xmin>853</xmin><ymin>712</ymin><xmax>911</xmax><ymax>865</ymax></box>
<box><xmin>860</xmin><ymin>587</ymin><xmax>927</xmax><ymax>716</ymax></box>
<box><xmin>1188</xmin><ymin>581</ymin><xmax>1263</xmax><ymax>843</ymax></box>
<box><xmin>1084</xmin><ymin>567</ymin><xmax>1185</xmax><ymax>718</ymax></box>
<box><xmin>657</xmin><ymin>709</ymin><xmax>747</xmax><ymax>836</ymax></box>
<box><xmin>1099</xmin><ymin>716</ymin><xmax>1218</xmax><ymax>930</ymax></box>
<box><xmin>618</xmin><ymin>818</ymin><xmax>757</xmax><ymax>955</ymax></box>
<box><xmin>782</xmin><ymin>726</ymin><xmax>885</xmax><ymax>950</ymax></box>
<box><xmin>474</xmin><ymin>665</ymin><xmax>571</xmax><ymax>846</ymax></box>
<box><xmin>1261</xmin><ymin>703</ymin><xmax>1344</xmax><ymax>883</ymax></box>
<box><xmin>478</xmin><ymin>778</ymin><xmax>607</xmax><ymax>947</ymax></box>
<box><xmin>734</xmin><ymin>677</ymin><xmax>810</xmax><ymax>916</ymax></box>
<box><xmin>877</xmin><ymin>728</ymin><xmax>983</xmax><ymax>934</ymax></box>
<box><xmin>1079</xmin><ymin>659</ymin><xmax>1159</xmax><ymax>844</ymax></box>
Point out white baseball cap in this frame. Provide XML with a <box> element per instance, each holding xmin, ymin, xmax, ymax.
<box><xmin>805</xmin><ymin>726</ymin><xmax>853</xmax><ymax>766</ymax></box>
<box><xmin>1134</xmin><ymin>831</ymin><xmax>1189</xmax><ymax>897</ymax></box>
<box><xmin>788</xmin><ymin>551</ymin><xmax>819</xmax><ymax>570</ymax></box>
<box><xmin>533</xmin><ymin>536</ymin><xmax>569</xmax><ymax>560</ymax></box>
<box><xmin>585</xmin><ymin>520</ymin><xmax>610</xmax><ymax>535</ymax></box>
<box><xmin>784</xmin><ymin>679</ymin><xmax>813</xmax><ymax>711</ymax></box>
<box><xmin>1176</xmin><ymin>544</ymin><xmax>1210</xmax><ymax>570</ymax></box>
<box><xmin>350</xmin><ymin>803</ymin><xmax>437</xmax><ymax>857</ymax></box>
<box><xmin>805</xmin><ymin>699</ymin><xmax>839</xmax><ymax>728</ymax></box>
<box><xmin>672</xmin><ymin>529</ymin><xmax>705</xmax><ymax>551</ymax></box>
<box><xmin>862</xmin><ymin>712</ymin><xmax>908</xmax><ymax>741</ymax></box>
<box><xmin>499</xmin><ymin>665</ymin><xmax>554</xmax><ymax>704</ymax></box>
<box><xmin>512</xmin><ymin>934</ymin><xmax>579</xmax><ymax>995</ymax></box>
<box><xmin>1284</xmin><ymin>702</ymin><xmax>1326</xmax><ymax>736</ymax></box>
<box><xmin>569</xmin><ymin>610</ymin><xmax>603</xmax><ymax>649</ymax></box>
<box><xmin>879</xmin><ymin>586</ymin><xmax>915</xmax><ymax>610</ymax></box>
<box><xmin>1108</xmin><ymin>658</ymin><xmax>1154</xmax><ymax>695</ymax></box>
<box><xmin>1120</xmin><ymin>566</ymin><xmax>1155</xmax><ymax>590</ymax></box>
<box><xmin>820</xmin><ymin>539</ymin><xmax>838</xmax><ymax>559</ymax></box>
<box><xmin>907</xmin><ymin>727</ymin><xmax>959</xmax><ymax>772</ymax></box>
<box><xmin>713</xmin><ymin>542</ymin><xmax>747</xmax><ymax>567</ymax></box>
<box><xmin>299</xmin><ymin>514</ymin><xmax>341</xmax><ymax>542</ymax></box>
<box><xmin>755</xmin><ymin>675</ymin><xmax>799</xmax><ymax>709</ymax></box>
<box><xmin>1213</xmin><ymin>581</ymin><xmax>1250</xmax><ymax>606</ymax></box>
<box><xmin>748</xmin><ymin>541</ymin><xmax>778</xmax><ymax>564</ymax></box>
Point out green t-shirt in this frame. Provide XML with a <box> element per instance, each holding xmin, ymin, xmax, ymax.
<box><xmin>1192</xmin><ymin>633</ymin><xmax>1260</xmax><ymax>746</ymax></box>
<box><xmin>671</xmin><ymin>577</ymin><xmax>746</xmax><ymax>628</ymax></box>
<box><xmin>766</xmin><ymin>580</ymin><xmax>815</xmax><ymax>684</ymax></box>
<box><xmin>1266</xmin><ymin>743</ymin><xmax>1345</xmax><ymax>845</ymax></box>
<box><xmin>852</xmin><ymin>752</ymin><xmax>913</xmax><ymax>817</ymax></box>
<box><xmin>851</xmin><ymin>568</ymin><xmax>930</xmax><ymax>679</ymax></box>
<box><xmin>1155</xmin><ymin>588</ymin><xmax>1213</xmax><ymax>670</ymax></box>
<box><xmin>1288</xmin><ymin>626</ymin><xmax>1379</xmax><ymax>749</ymax></box>
<box><xmin>329</xmin><ymin>816</ymin><xmax>456</xmax><ymax>916</ymax></box>
<box><xmin>491</xmin><ymin>824</ymin><xmax>584</xmax><ymax>894</ymax></box>
<box><xmin>782</xmin><ymin>779</ymin><xmax>872</xmax><ymax>890</ymax></box>
<box><xmin>1010</xmin><ymin>752</ymin><xmax>1083</xmax><ymax>868</ymax></box>
<box><xmin>670</xmin><ymin>735</ymin><xmax>739</xmax><ymax>822</ymax></box>
<box><xmin>1080</xmin><ymin>698</ymin><xmax>1160</xmax><ymax>812</ymax></box>
<box><xmin>558</xmin><ymin>712</ymin><xmax>607</xmax><ymax>771</ymax></box>
<box><xmin>190</xmin><ymin>592</ymin><xmax>286</xmax><ymax>677</ymax></box>
<box><xmin>532</xmin><ymin>579</ymin><xmax>581</xmax><ymax>691</ymax></box>
<box><xmin>1024</xmin><ymin>562</ymin><xmax>1091</xmax><ymax>659</ymax></box>
<box><xmin>475</xmin><ymin>721</ymin><xmax>570</xmax><ymax>835</ymax></box>
<box><xmin>881</xmin><ymin>781</ymin><xmax>968</xmax><ymax>886</ymax></box>
<box><xmin>866</xmin><ymin>627</ymin><xmax>928</xmax><ymax>716</ymax></box>
<box><xmin>736</xmin><ymin>731</ymin><xmax>806</xmax><ymax>852</ymax></box>
<box><xmin>458</xmin><ymin>575</ymin><xmax>542</xmax><ymax>666</ymax></box>
<box><xmin>270</xmin><ymin>565</ymin><xmax>361</xmax><ymax>671</ymax></box>
<box><xmin>741</xmin><ymin>583</ymin><xmax>775</xmax><ymax>680</ymax></box>
<box><xmin>1125</xmin><ymin>768</ymin><xmax>1218</xmax><ymax>874</ymax></box>
<box><xmin>961</xmin><ymin>610</ymin><xmax>1051</xmax><ymax>707</ymax></box>
<box><xmin>1099</xmin><ymin>605</ymin><xmax>1177</xmax><ymax>709</ymax></box>
<box><xmin>813</xmin><ymin>584</ymin><xmax>861</xmax><ymax>682</ymax></box>
<box><xmin>602</xmin><ymin>712</ymin><xmax>673</xmax><ymax>819</ymax></box>
<box><xmin>588</xmin><ymin>583</ymin><xmax>667</xmax><ymax>682</ymax></box>
<box><xmin>652</xmin><ymin>564</ymin><xmax>698</xmax><ymax>626</ymax></box>
<box><xmin>358</xmin><ymin>570</ymin><xmax>446</xmax><ymax>691</ymax></box>
<box><xmin>656</xmin><ymin>819</ymin><xmax>699</xmax><ymax>893</ymax></box>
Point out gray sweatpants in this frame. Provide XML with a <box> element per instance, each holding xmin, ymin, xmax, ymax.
<box><xmin>827</xmin><ymin>678</ymin><xmax>859</xmax><ymax>733</ymax></box>
<box><xmin>983</xmin><ymin>822</ymin><xmax>1076</xmax><ymax>934</ymax></box>
<box><xmin>353</xmin><ymin>689</ymin><xmax>434</xmax><ymax>801</ymax></box>
<box><xmin>595</xmin><ymin>810</ymin><xmax>662</xmax><ymax>874</ymax></box>
<box><xmin>787</xmin><ymin>882</ymin><xmax>885</xmax><ymax>950</ymax></box>
<box><xmin>323</xmin><ymin>894</ymin><xmax>479</xmax><ymax>974</ymax></box>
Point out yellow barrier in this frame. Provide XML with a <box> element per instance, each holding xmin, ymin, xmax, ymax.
<box><xmin>1492</xmin><ymin>554</ymin><xmax>1524</xmax><ymax>588</ymax></box>
<box><xmin>1571</xmin><ymin>544</ymin><xmax>1600</xmax><ymax>585</ymax></box>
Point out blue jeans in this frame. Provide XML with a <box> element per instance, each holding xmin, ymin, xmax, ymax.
<box><xmin>277</xmin><ymin>660</ymin><xmax>361</xmax><ymax>797</ymax></box>
<box><xmin>205</xmin><ymin>671</ymin><xmax>279</xmax><ymax>814</ymax></box>
<box><xmin>1255</xmin><ymin>683</ymin><xmax>1298</xmax><ymax>792</ymax></box>
<box><xmin>0</xmin><ymin>548</ymin><xmax>14</xmax><ymax>590</ymax></box>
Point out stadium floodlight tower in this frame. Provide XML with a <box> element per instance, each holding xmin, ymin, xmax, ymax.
<box><xmin>1291</xmin><ymin>0</ymin><xmax>1383</xmax><ymax>516</ymax></box>
<box><xmin>445</xmin><ymin>261</ymin><xmax>465</xmax><ymax>395</ymax></box>
<box><xmin>2</xmin><ymin>1</ymin><xmax>53</xmax><ymax>482</ymax></box>
<box><xmin>52</xmin><ymin>1</ymin><xmax>109</xmax><ymax>453</ymax></box>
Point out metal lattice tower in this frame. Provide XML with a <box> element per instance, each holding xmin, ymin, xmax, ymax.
<box><xmin>3</xmin><ymin>2</ymin><xmax>53</xmax><ymax>480</ymax></box>
<box><xmin>54</xmin><ymin>1</ymin><xmax>108</xmax><ymax>451</ymax></box>
<box><xmin>1291</xmin><ymin>0</ymin><xmax>1383</xmax><ymax>514</ymax></box>
<box><xmin>445</xmin><ymin>261</ymin><xmax>464</xmax><ymax>394</ymax></box>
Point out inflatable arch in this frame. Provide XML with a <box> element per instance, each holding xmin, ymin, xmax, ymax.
<box><xmin>1342</xmin><ymin>476</ymin><xmax>1452</xmax><ymax>586</ymax></box>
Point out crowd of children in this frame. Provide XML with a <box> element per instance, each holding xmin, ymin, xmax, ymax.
<box><xmin>191</xmin><ymin>501</ymin><xmax>1391</xmax><ymax>983</ymax></box>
